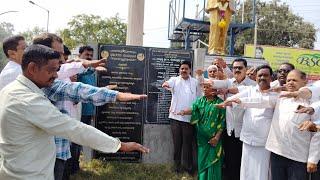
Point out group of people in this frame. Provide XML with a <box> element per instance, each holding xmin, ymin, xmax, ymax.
<box><xmin>0</xmin><ymin>34</ymin><xmax>150</xmax><ymax>179</ymax></box>
<box><xmin>0</xmin><ymin>32</ymin><xmax>320</xmax><ymax>180</ymax></box>
<box><xmin>162</xmin><ymin>58</ymin><xmax>320</xmax><ymax>180</ymax></box>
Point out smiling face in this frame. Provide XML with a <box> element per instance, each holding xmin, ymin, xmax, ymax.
<box><xmin>285</xmin><ymin>70</ymin><xmax>307</xmax><ymax>92</ymax></box>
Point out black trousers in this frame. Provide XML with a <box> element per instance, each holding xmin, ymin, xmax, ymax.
<box><xmin>81</xmin><ymin>115</ymin><xmax>92</xmax><ymax>125</ymax></box>
<box><xmin>271</xmin><ymin>152</ymin><xmax>308</xmax><ymax>180</ymax></box>
<box><xmin>222</xmin><ymin>130</ymin><xmax>242</xmax><ymax>180</ymax></box>
<box><xmin>54</xmin><ymin>159</ymin><xmax>66</xmax><ymax>180</ymax></box>
<box><xmin>64</xmin><ymin>143</ymin><xmax>81</xmax><ymax>177</ymax></box>
<box><xmin>170</xmin><ymin>119</ymin><xmax>195</xmax><ymax>174</ymax></box>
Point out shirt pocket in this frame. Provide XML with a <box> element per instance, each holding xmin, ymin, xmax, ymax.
<box><xmin>291</xmin><ymin>112</ymin><xmax>310</xmax><ymax>126</ymax></box>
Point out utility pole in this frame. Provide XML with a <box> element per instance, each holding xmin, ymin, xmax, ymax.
<box><xmin>126</xmin><ymin>0</ymin><xmax>145</xmax><ymax>46</ymax></box>
<box><xmin>253</xmin><ymin>15</ymin><xmax>258</xmax><ymax>57</ymax></box>
<box><xmin>29</xmin><ymin>1</ymin><xmax>49</xmax><ymax>32</ymax></box>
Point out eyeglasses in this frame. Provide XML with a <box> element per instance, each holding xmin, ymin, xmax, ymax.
<box><xmin>233</xmin><ymin>66</ymin><xmax>244</xmax><ymax>70</ymax></box>
<box><xmin>278</xmin><ymin>69</ymin><xmax>291</xmax><ymax>74</ymax></box>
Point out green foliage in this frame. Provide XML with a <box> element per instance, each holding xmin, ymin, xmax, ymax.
<box><xmin>0</xmin><ymin>22</ymin><xmax>14</xmax><ymax>71</ymax></box>
<box><xmin>233</xmin><ymin>0</ymin><xmax>316</xmax><ymax>55</ymax></box>
<box><xmin>20</xmin><ymin>27</ymin><xmax>46</xmax><ymax>44</ymax></box>
<box><xmin>0</xmin><ymin>44</ymin><xmax>8</xmax><ymax>71</ymax></box>
<box><xmin>70</xmin><ymin>160</ymin><xmax>196</xmax><ymax>180</ymax></box>
<box><xmin>58</xmin><ymin>14</ymin><xmax>127</xmax><ymax>49</ymax></box>
<box><xmin>0</xmin><ymin>22</ymin><xmax>14</xmax><ymax>42</ymax></box>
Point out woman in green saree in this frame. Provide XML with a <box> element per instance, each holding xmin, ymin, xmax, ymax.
<box><xmin>179</xmin><ymin>83</ymin><xmax>226</xmax><ymax>180</ymax></box>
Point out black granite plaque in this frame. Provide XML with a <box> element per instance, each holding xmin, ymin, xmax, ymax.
<box><xmin>146</xmin><ymin>48</ymin><xmax>193</xmax><ymax>124</ymax></box>
<box><xmin>95</xmin><ymin>45</ymin><xmax>193</xmax><ymax>162</ymax></box>
<box><xmin>95</xmin><ymin>45</ymin><xmax>146</xmax><ymax>162</ymax></box>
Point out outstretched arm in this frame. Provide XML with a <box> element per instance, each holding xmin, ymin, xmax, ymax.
<box><xmin>57</xmin><ymin>62</ymin><xmax>86</xmax><ymax>80</ymax></box>
<box><xmin>298</xmin><ymin>120</ymin><xmax>319</xmax><ymax>132</ymax></box>
<box><xmin>307</xmin><ymin>132</ymin><xmax>320</xmax><ymax>173</ymax></box>
<box><xmin>119</xmin><ymin>142</ymin><xmax>150</xmax><ymax>153</ymax></box>
<box><xmin>43</xmin><ymin>80</ymin><xmax>119</xmax><ymax>105</ymax></box>
<box><xmin>177</xmin><ymin>108</ymin><xmax>192</xmax><ymax>116</ymax></box>
<box><xmin>116</xmin><ymin>92</ymin><xmax>147</xmax><ymax>101</ymax></box>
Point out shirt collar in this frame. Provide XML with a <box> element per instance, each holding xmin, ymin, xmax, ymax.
<box><xmin>178</xmin><ymin>75</ymin><xmax>191</xmax><ymax>81</ymax></box>
<box><xmin>254</xmin><ymin>85</ymin><xmax>265</xmax><ymax>93</ymax></box>
<box><xmin>254</xmin><ymin>84</ymin><xmax>273</xmax><ymax>94</ymax></box>
<box><xmin>231</xmin><ymin>76</ymin><xmax>251</xmax><ymax>85</ymax></box>
<box><xmin>16</xmin><ymin>75</ymin><xmax>45</xmax><ymax>96</ymax></box>
<box><xmin>7</xmin><ymin>60</ymin><xmax>21</xmax><ymax>67</ymax></box>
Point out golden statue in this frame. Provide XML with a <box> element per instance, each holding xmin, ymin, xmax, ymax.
<box><xmin>206</xmin><ymin>0</ymin><xmax>235</xmax><ymax>55</ymax></box>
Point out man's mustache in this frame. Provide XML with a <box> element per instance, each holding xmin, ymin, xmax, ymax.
<box><xmin>259</xmin><ymin>79</ymin><xmax>267</xmax><ymax>82</ymax></box>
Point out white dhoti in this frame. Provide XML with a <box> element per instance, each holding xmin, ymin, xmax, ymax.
<box><xmin>240</xmin><ymin>143</ymin><xmax>271</xmax><ymax>180</ymax></box>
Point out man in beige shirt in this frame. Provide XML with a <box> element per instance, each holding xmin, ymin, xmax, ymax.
<box><xmin>0</xmin><ymin>44</ymin><xmax>149</xmax><ymax>180</ymax></box>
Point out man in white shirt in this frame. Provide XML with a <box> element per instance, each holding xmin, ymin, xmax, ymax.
<box><xmin>162</xmin><ymin>61</ymin><xmax>201</xmax><ymax>174</ymax></box>
<box><xmin>280</xmin><ymin>80</ymin><xmax>320</xmax><ymax>180</ymax></box>
<box><xmin>0</xmin><ymin>44</ymin><xmax>149</xmax><ymax>180</ymax></box>
<box><xmin>211</xmin><ymin>58</ymin><xmax>256</xmax><ymax>180</ymax></box>
<box><xmin>222</xmin><ymin>65</ymin><xmax>275</xmax><ymax>180</ymax></box>
<box><xmin>0</xmin><ymin>35</ymin><xmax>27</xmax><ymax>90</ymax></box>
<box><xmin>270</xmin><ymin>62</ymin><xmax>295</xmax><ymax>88</ymax></box>
<box><xmin>0</xmin><ymin>35</ymin><xmax>105</xmax><ymax>92</ymax></box>
<box><xmin>225</xmin><ymin>70</ymin><xmax>320</xmax><ymax>180</ymax></box>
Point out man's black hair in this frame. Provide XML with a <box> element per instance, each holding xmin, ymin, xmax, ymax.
<box><xmin>256</xmin><ymin>47</ymin><xmax>263</xmax><ymax>53</ymax></box>
<box><xmin>255</xmin><ymin>64</ymin><xmax>273</xmax><ymax>76</ymax></box>
<box><xmin>33</xmin><ymin>33</ymin><xmax>63</xmax><ymax>48</ymax></box>
<box><xmin>2</xmin><ymin>35</ymin><xmax>25</xmax><ymax>57</ymax></box>
<box><xmin>21</xmin><ymin>44</ymin><xmax>60</xmax><ymax>71</ymax></box>
<box><xmin>180</xmin><ymin>60</ymin><xmax>191</xmax><ymax>69</ymax></box>
<box><xmin>280</xmin><ymin>62</ymin><xmax>295</xmax><ymax>70</ymax></box>
<box><xmin>232</xmin><ymin>58</ymin><xmax>247</xmax><ymax>67</ymax></box>
<box><xmin>79</xmin><ymin>45</ymin><xmax>94</xmax><ymax>54</ymax></box>
<box><xmin>64</xmin><ymin>45</ymin><xmax>71</xmax><ymax>56</ymax></box>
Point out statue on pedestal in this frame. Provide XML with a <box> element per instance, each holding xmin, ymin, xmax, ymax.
<box><xmin>206</xmin><ymin>0</ymin><xmax>235</xmax><ymax>55</ymax></box>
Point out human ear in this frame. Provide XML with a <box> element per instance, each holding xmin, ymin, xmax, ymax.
<box><xmin>7</xmin><ymin>50</ymin><xmax>16</xmax><ymax>58</ymax></box>
<box><xmin>27</xmin><ymin>62</ymin><xmax>39</xmax><ymax>76</ymax></box>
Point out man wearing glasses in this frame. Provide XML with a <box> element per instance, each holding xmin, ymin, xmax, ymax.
<box><xmin>209</xmin><ymin>58</ymin><xmax>256</xmax><ymax>180</ymax></box>
<box><xmin>271</xmin><ymin>62</ymin><xmax>295</xmax><ymax>88</ymax></box>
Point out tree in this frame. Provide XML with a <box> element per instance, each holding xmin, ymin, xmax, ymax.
<box><xmin>0</xmin><ymin>45</ymin><xmax>7</xmax><ymax>71</ymax></box>
<box><xmin>59</xmin><ymin>14</ymin><xmax>127</xmax><ymax>49</ymax></box>
<box><xmin>20</xmin><ymin>26</ymin><xmax>46</xmax><ymax>44</ymax></box>
<box><xmin>0</xmin><ymin>22</ymin><xmax>14</xmax><ymax>42</ymax></box>
<box><xmin>0</xmin><ymin>22</ymin><xmax>14</xmax><ymax>71</ymax></box>
<box><xmin>233</xmin><ymin>0</ymin><xmax>316</xmax><ymax>55</ymax></box>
